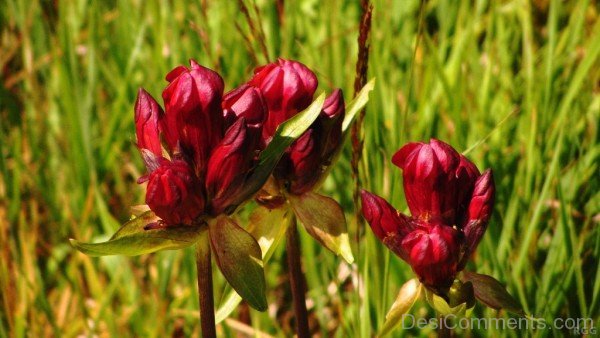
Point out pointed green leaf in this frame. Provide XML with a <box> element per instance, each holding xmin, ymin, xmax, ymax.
<box><xmin>461</xmin><ymin>271</ymin><xmax>524</xmax><ymax>315</ymax></box>
<box><xmin>248</xmin><ymin>206</ymin><xmax>291</xmax><ymax>261</ymax></box>
<box><xmin>209</xmin><ymin>216</ymin><xmax>267</xmax><ymax>311</ymax></box>
<box><xmin>424</xmin><ymin>287</ymin><xmax>474</xmax><ymax>317</ymax></box>
<box><xmin>379</xmin><ymin>278</ymin><xmax>421</xmax><ymax>337</ymax></box>
<box><xmin>227</xmin><ymin>94</ymin><xmax>326</xmax><ymax>210</ymax></box>
<box><xmin>70</xmin><ymin>211</ymin><xmax>205</xmax><ymax>256</ymax></box>
<box><xmin>215</xmin><ymin>286</ymin><xmax>243</xmax><ymax>324</ymax></box>
<box><xmin>289</xmin><ymin>192</ymin><xmax>354</xmax><ymax>263</ymax></box>
<box><xmin>342</xmin><ymin>78</ymin><xmax>375</xmax><ymax>132</ymax></box>
<box><xmin>215</xmin><ymin>206</ymin><xmax>291</xmax><ymax>323</ymax></box>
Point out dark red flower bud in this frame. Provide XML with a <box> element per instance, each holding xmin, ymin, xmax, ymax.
<box><xmin>400</xmin><ymin>223</ymin><xmax>461</xmax><ymax>288</ymax></box>
<box><xmin>361</xmin><ymin>190</ymin><xmax>413</xmax><ymax>258</ymax></box>
<box><xmin>205</xmin><ymin>118</ymin><xmax>256</xmax><ymax>215</ymax></box>
<box><xmin>280</xmin><ymin>130</ymin><xmax>321</xmax><ymax>195</ymax></box>
<box><xmin>270</xmin><ymin>89</ymin><xmax>346</xmax><ymax>195</ymax></box>
<box><xmin>222</xmin><ymin>84</ymin><xmax>266</xmax><ymax>130</ymax></box>
<box><xmin>322</xmin><ymin>89</ymin><xmax>344</xmax><ymax>119</ymax></box>
<box><xmin>465</xmin><ymin>170</ymin><xmax>494</xmax><ymax>226</ymax></box>
<box><xmin>249</xmin><ymin>59</ymin><xmax>317</xmax><ymax>141</ymax></box>
<box><xmin>392</xmin><ymin>139</ymin><xmax>479</xmax><ymax>225</ymax></box>
<box><xmin>135</xmin><ymin>89</ymin><xmax>163</xmax><ymax>156</ymax></box>
<box><xmin>362</xmin><ymin>188</ymin><xmax>463</xmax><ymax>288</ymax></box>
<box><xmin>361</xmin><ymin>190</ymin><xmax>411</xmax><ymax>240</ymax></box>
<box><xmin>460</xmin><ymin>170</ymin><xmax>495</xmax><ymax>268</ymax></box>
<box><xmin>162</xmin><ymin>60</ymin><xmax>225</xmax><ymax>174</ymax></box>
<box><xmin>145</xmin><ymin>159</ymin><xmax>205</xmax><ymax>225</ymax></box>
<box><xmin>318</xmin><ymin>89</ymin><xmax>345</xmax><ymax>162</ymax></box>
<box><xmin>455</xmin><ymin>156</ymin><xmax>481</xmax><ymax>222</ymax></box>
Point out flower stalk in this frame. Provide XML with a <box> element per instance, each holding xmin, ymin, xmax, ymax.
<box><xmin>437</xmin><ymin>314</ymin><xmax>454</xmax><ymax>338</ymax></box>
<box><xmin>196</xmin><ymin>231</ymin><xmax>216</xmax><ymax>338</ymax></box>
<box><xmin>286</xmin><ymin>214</ymin><xmax>310</xmax><ymax>338</ymax></box>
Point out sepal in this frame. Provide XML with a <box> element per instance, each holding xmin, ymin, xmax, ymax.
<box><xmin>461</xmin><ymin>271</ymin><xmax>524</xmax><ymax>316</ymax></box>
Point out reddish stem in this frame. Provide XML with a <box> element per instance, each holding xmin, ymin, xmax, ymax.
<box><xmin>196</xmin><ymin>232</ymin><xmax>216</xmax><ymax>338</ymax></box>
<box><xmin>438</xmin><ymin>314</ymin><xmax>454</xmax><ymax>338</ymax></box>
<box><xmin>286</xmin><ymin>215</ymin><xmax>310</xmax><ymax>338</ymax></box>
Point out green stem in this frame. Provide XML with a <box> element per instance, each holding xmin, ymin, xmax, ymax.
<box><xmin>286</xmin><ymin>215</ymin><xmax>310</xmax><ymax>338</ymax></box>
<box><xmin>196</xmin><ymin>231</ymin><xmax>216</xmax><ymax>338</ymax></box>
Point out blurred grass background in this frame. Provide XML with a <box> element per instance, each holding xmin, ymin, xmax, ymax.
<box><xmin>1</xmin><ymin>0</ymin><xmax>599</xmax><ymax>336</ymax></box>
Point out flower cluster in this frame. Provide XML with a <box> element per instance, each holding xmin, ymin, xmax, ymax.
<box><xmin>361</xmin><ymin>139</ymin><xmax>495</xmax><ymax>290</ymax></box>
<box><xmin>247</xmin><ymin>58</ymin><xmax>346</xmax><ymax>197</ymax></box>
<box><xmin>135</xmin><ymin>60</ymin><xmax>268</xmax><ymax>225</ymax></box>
<box><xmin>135</xmin><ymin>58</ymin><xmax>344</xmax><ymax>226</ymax></box>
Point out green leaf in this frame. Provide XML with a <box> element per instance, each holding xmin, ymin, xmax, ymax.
<box><xmin>424</xmin><ymin>287</ymin><xmax>474</xmax><ymax>317</ymax></box>
<box><xmin>379</xmin><ymin>278</ymin><xmax>421</xmax><ymax>337</ymax></box>
<box><xmin>227</xmin><ymin>93</ymin><xmax>326</xmax><ymax>210</ymax></box>
<box><xmin>342</xmin><ymin>78</ymin><xmax>375</xmax><ymax>132</ymax></box>
<box><xmin>215</xmin><ymin>206</ymin><xmax>291</xmax><ymax>323</ymax></box>
<box><xmin>289</xmin><ymin>192</ymin><xmax>354</xmax><ymax>263</ymax></box>
<box><xmin>447</xmin><ymin>279</ymin><xmax>476</xmax><ymax>308</ymax></box>
<box><xmin>70</xmin><ymin>211</ymin><xmax>205</xmax><ymax>256</ymax></box>
<box><xmin>248</xmin><ymin>206</ymin><xmax>291</xmax><ymax>261</ymax></box>
<box><xmin>209</xmin><ymin>215</ymin><xmax>267</xmax><ymax>311</ymax></box>
<box><xmin>215</xmin><ymin>286</ymin><xmax>243</xmax><ymax>324</ymax></box>
<box><xmin>461</xmin><ymin>271</ymin><xmax>525</xmax><ymax>315</ymax></box>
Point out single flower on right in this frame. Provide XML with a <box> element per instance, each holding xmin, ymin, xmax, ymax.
<box><xmin>361</xmin><ymin>139</ymin><xmax>523</xmax><ymax>335</ymax></box>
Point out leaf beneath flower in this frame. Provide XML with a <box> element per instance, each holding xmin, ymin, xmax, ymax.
<box><xmin>209</xmin><ymin>215</ymin><xmax>267</xmax><ymax>311</ymax></box>
<box><xmin>228</xmin><ymin>93</ymin><xmax>326</xmax><ymax>210</ymax></box>
<box><xmin>379</xmin><ymin>278</ymin><xmax>421</xmax><ymax>337</ymax></box>
<box><xmin>70</xmin><ymin>211</ymin><xmax>205</xmax><ymax>256</ymax></box>
<box><xmin>215</xmin><ymin>206</ymin><xmax>291</xmax><ymax>323</ymax></box>
<box><xmin>461</xmin><ymin>271</ymin><xmax>524</xmax><ymax>315</ymax></box>
<box><xmin>289</xmin><ymin>192</ymin><xmax>354</xmax><ymax>263</ymax></box>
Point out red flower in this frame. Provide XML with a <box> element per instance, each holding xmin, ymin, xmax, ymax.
<box><xmin>361</xmin><ymin>139</ymin><xmax>495</xmax><ymax>289</ymax></box>
<box><xmin>274</xmin><ymin>90</ymin><xmax>346</xmax><ymax>194</ymax></box>
<box><xmin>278</xmin><ymin>130</ymin><xmax>321</xmax><ymax>194</ymax></box>
<box><xmin>205</xmin><ymin>118</ymin><xmax>256</xmax><ymax>214</ymax></box>
<box><xmin>145</xmin><ymin>159</ymin><xmax>205</xmax><ymax>225</ymax></box>
<box><xmin>248</xmin><ymin>59</ymin><xmax>345</xmax><ymax>195</ymax></box>
<box><xmin>222</xmin><ymin>84</ymin><xmax>266</xmax><ymax>131</ymax></box>
<box><xmin>400</xmin><ymin>222</ymin><xmax>461</xmax><ymax>288</ymax></box>
<box><xmin>134</xmin><ymin>88</ymin><xmax>163</xmax><ymax>157</ymax></box>
<box><xmin>161</xmin><ymin>60</ymin><xmax>225</xmax><ymax>175</ymax></box>
<box><xmin>134</xmin><ymin>60</ymin><xmax>266</xmax><ymax>226</ymax></box>
<box><xmin>249</xmin><ymin>58</ymin><xmax>318</xmax><ymax>142</ymax></box>
<box><xmin>318</xmin><ymin>89</ymin><xmax>345</xmax><ymax>162</ymax></box>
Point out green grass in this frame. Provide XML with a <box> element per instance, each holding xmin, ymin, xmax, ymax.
<box><xmin>1</xmin><ymin>0</ymin><xmax>599</xmax><ymax>336</ymax></box>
